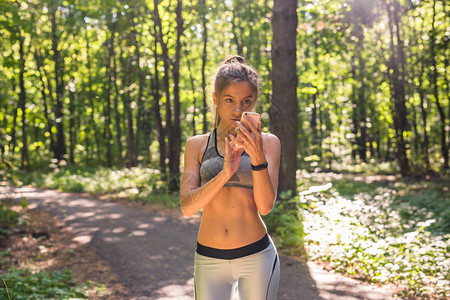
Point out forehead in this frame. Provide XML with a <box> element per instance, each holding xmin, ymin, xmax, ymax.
<box><xmin>220</xmin><ymin>81</ymin><xmax>255</xmax><ymax>98</ymax></box>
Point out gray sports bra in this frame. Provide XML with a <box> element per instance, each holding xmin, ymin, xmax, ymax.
<box><xmin>199</xmin><ymin>128</ymin><xmax>253</xmax><ymax>189</ymax></box>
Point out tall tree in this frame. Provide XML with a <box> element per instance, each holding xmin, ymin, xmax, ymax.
<box><xmin>430</xmin><ymin>0</ymin><xmax>448</xmax><ymax>169</ymax></box>
<box><xmin>18</xmin><ymin>32</ymin><xmax>29</xmax><ymax>169</ymax></box>
<box><xmin>85</xmin><ymin>31</ymin><xmax>101</xmax><ymax>164</ymax></box>
<box><xmin>385</xmin><ymin>0</ymin><xmax>409</xmax><ymax>176</ymax></box>
<box><xmin>149</xmin><ymin>7</ymin><xmax>167</xmax><ymax>176</ymax></box>
<box><xmin>109</xmin><ymin>22</ymin><xmax>124</xmax><ymax>167</ymax></box>
<box><xmin>168</xmin><ymin>0</ymin><xmax>184</xmax><ymax>191</ymax></box>
<box><xmin>200</xmin><ymin>0</ymin><xmax>208</xmax><ymax>133</ymax></box>
<box><xmin>34</xmin><ymin>47</ymin><xmax>55</xmax><ymax>155</ymax></box>
<box><xmin>104</xmin><ymin>32</ymin><xmax>113</xmax><ymax>167</ymax></box>
<box><xmin>50</xmin><ymin>4</ymin><xmax>67</xmax><ymax>161</ymax></box>
<box><xmin>128</xmin><ymin>8</ymin><xmax>144</xmax><ymax>165</ymax></box>
<box><xmin>154</xmin><ymin>0</ymin><xmax>172</xmax><ymax>176</ymax></box>
<box><xmin>271</xmin><ymin>0</ymin><xmax>298</xmax><ymax>197</ymax></box>
<box><xmin>123</xmin><ymin>35</ymin><xmax>136</xmax><ymax>168</ymax></box>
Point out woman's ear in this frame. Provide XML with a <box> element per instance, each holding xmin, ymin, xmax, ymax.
<box><xmin>212</xmin><ymin>92</ymin><xmax>218</xmax><ymax>107</ymax></box>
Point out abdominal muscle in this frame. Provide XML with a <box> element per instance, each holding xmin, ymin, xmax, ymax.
<box><xmin>197</xmin><ymin>186</ymin><xmax>267</xmax><ymax>249</ymax></box>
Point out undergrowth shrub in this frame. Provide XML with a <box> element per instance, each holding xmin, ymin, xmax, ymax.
<box><xmin>1</xmin><ymin>268</ymin><xmax>88</xmax><ymax>300</ymax></box>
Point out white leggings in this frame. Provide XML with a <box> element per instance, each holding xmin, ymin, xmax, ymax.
<box><xmin>194</xmin><ymin>237</ymin><xmax>280</xmax><ymax>300</ymax></box>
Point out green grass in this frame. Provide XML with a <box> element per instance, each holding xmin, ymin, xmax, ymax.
<box><xmin>329</xmin><ymin>177</ymin><xmax>450</xmax><ymax>235</ymax></box>
<box><xmin>15</xmin><ymin>166</ymin><xmax>176</xmax><ymax>207</ymax></box>
<box><xmin>10</xmin><ymin>165</ymin><xmax>449</xmax><ymax>298</ymax></box>
<box><xmin>1</xmin><ymin>268</ymin><xmax>89</xmax><ymax>300</ymax></box>
<box><xmin>263</xmin><ymin>192</ymin><xmax>305</xmax><ymax>253</ymax></box>
<box><xmin>299</xmin><ymin>177</ymin><xmax>449</xmax><ymax>298</ymax></box>
<box><xmin>0</xmin><ymin>202</ymin><xmax>90</xmax><ymax>300</ymax></box>
<box><xmin>0</xmin><ymin>203</ymin><xmax>20</xmax><ymax>240</ymax></box>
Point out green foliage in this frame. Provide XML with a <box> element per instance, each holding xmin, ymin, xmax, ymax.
<box><xmin>0</xmin><ymin>0</ymin><xmax>448</xmax><ymax>176</ymax></box>
<box><xmin>0</xmin><ymin>203</ymin><xmax>19</xmax><ymax>240</ymax></box>
<box><xmin>0</xmin><ymin>268</ymin><xmax>89</xmax><ymax>300</ymax></box>
<box><xmin>18</xmin><ymin>166</ymin><xmax>176</xmax><ymax>207</ymax></box>
<box><xmin>300</xmin><ymin>180</ymin><xmax>449</xmax><ymax>298</ymax></box>
<box><xmin>264</xmin><ymin>191</ymin><xmax>305</xmax><ymax>251</ymax></box>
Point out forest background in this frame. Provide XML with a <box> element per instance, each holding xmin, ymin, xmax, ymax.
<box><xmin>1</xmin><ymin>0</ymin><xmax>449</xmax><ymax>180</ymax></box>
<box><xmin>0</xmin><ymin>0</ymin><xmax>449</xmax><ymax>298</ymax></box>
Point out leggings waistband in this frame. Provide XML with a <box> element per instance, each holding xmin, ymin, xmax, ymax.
<box><xmin>196</xmin><ymin>233</ymin><xmax>270</xmax><ymax>260</ymax></box>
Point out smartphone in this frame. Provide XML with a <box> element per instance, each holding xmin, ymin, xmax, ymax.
<box><xmin>240</xmin><ymin>112</ymin><xmax>260</xmax><ymax>132</ymax></box>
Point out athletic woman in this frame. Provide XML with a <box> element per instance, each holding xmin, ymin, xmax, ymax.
<box><xmin>180</xmin><ymin>55</ymin><xmax>281</xmax><ymax>300</ymax></box>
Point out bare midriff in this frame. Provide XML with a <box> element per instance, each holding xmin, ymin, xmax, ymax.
<box><xmin>197</xmin><ymin>186</ymin><xmax>267</xmax><ymax>249</ymax></box>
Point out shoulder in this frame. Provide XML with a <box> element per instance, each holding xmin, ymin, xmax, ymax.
<box><xmin>262</xmin><ymin>132</ymin><xmax>281</xmax><ymax>148</ymax></box>
<box><xmin>185</xmin><ymin>133</ymin><xmax>210</xmax><ymax>163</ymax></box>
<box><xmin>186</xmin><ymin>133</ymin><xmax>209</xmax><ymax>147</ymax></box>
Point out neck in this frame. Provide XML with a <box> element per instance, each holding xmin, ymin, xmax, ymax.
<box><xmin>216</xmin><ymin>122</ymin><xmax>236</xmax><ymax>140</ymax></box>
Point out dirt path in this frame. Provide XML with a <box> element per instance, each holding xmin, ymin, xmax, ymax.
<box><xmin>1</xmin><ymin>185</ymin><xmax>397</xmax><ymax>300</ymax></box>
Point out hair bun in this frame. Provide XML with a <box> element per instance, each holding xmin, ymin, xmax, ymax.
<box><xmin>224</xmin><ymin>55</ymin><xmax>245</xmax><ymax>64</ymax></box>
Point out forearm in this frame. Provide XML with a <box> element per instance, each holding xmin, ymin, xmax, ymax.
<box><xmin>180</xmin><ymin>170</ymin><xmax>230</xmax><ymax>217</ymax></box>
<box><xmin>251</xmin><ymin>151</ymin><xmax>276</xmax><ymax>215</ymax></box>
<box><xmin>252</xmin><ymin>168</ymin><xmax>277</xmax><ymax>215</ymax></box>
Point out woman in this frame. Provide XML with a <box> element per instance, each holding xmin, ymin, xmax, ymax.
<box><xmin>180</xmin><ymin>55</ymin><xmax>281</xmax><ymax>300</ymax></box>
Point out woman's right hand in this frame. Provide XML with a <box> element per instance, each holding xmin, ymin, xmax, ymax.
<box><xmin>222</xmin><ymin>136</ymin><xmax>243</xmax><ymax>178</ymax></box>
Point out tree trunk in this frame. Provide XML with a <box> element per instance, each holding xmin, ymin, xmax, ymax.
<box><xmin>105</xmin><ymin>31</ymin><xmax>113</xmax><ymax>167</ymax></box>
<box><xmin>231</xmin><ymin>4</ymin><xmax>244</xmax><ymax>56</ymax></box>
<box><xmin>411</xmin><ymin>100</ymin><xmax>419</xmax><ymax>158</ymax></box>
<box><xmin>418</xmin><ymin>66</ymin><xmax>430</xmax><ymax>171</ymax></box>
<box><xmin>386</xmin><ymin>0</ymin><xmax>409</xmax><ymax>176</ymax></box>
<box><xmin>376</xmin><ymin>129</ymin><xmax>381</xmax><ymax>160</ymax></box>
<box><xmin>318</xmin><ymin>104</ymin><xmax>323</xmax><ymax>159</ymax></box>
<box><xmin>443</xmin><ymin>0</ymin><xmax>450</xmax><ymax>171</ymax></box>
<box><xmin>356</xmin><ymin>25</ymin><xmax>367</xmax><ymax>162</ymax></box>
<box><xmin>18</xmin><ymin>34</ymin><xmax>29</xmax><ymax>170</ymax></box>
<box><xmin>430</xmin><ymin>0</ymin><xmax>448</xmax><ymax>169</ymax></box>
<box><xmin>311</xmin><ymin>92</ymin><xmax>318</xmax><ymax>151</ymax></box>
<box><xmin>184</xmin><ymin>45</ymin><xmax>197</xmax><ymax>136</ymax></box>
<box><xmin>68</xmin><ymin>81</ymin><xmax>76</xmax><ymax>165</ymax></box>
<box><xmin>10</xmin><ymin>80</ymin><xmax>18</xmax><ymax>153</ymax></box>
<box><xmin>43</xmin><ymin>59</ymin><xmax>57</xmax><ymax>154</ymax></box>
<box><xmin>350</xmin><ymin>58</ymin><xmax>359</xmax><ymax>161</ymax></box>
<box><xmin>154</xmin><ymin>0</ymin><xmax>173</xmax><ymax>177</ymax></box>
<box><xmin>123</xmin><ymin>37</ymin><xmax>135</xmax><ymax>168</ymax></box>
<box><xmin>34</xmin><ymin>47</ymin><xmax>55</xmax><ymax>154</ymax></box>
<box><xmin>86</xmin><ymin>33</ymin><xmax>101</xmax><ymax>165</ymax></box>
<box><xmin>168</xmin><ymin>0</ymin><xmax>183</xmax><ymax>192</ymax></box>
<box><xmin>271</xmin><ymin>0</ymin><xmax>298</xmax><ymax>198</ymax></box>
<box><xmin>51</xmin><ymin>6</ymin><xmax>66</xmax><ymax>161</ymax></box>
<box><xmin>110</xmin><ymin>27</ymin><xmax>124</xmax><ymax>167</ymax></box>
<box><xmin>150</xmin><ymin>19</ymin><xmax>167</xmax><ymax>176</ymax></box>
<box><xmin>129</xmin><ymin>12</ymin><xmax>144</xmax><ymax>166</ymax></box>
<box><xmin>385</xmin><ymin>135</ymin><xmax>391</xmax><ymax>162</ymax></box>
<box><xmin>200</xmin><ymin>0</ymin><xmax>208</xmax><ymax>133</ymax></box>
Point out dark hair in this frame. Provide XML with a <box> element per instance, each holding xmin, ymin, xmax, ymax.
<box><xmin>212</xmin><ymin>55</ymin><xmax>261</xmax><ymax>127</ymax></box>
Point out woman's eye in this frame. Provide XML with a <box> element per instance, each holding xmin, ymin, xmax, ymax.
<box><xmin>225</xmin><ymin>98</ymin><xmax>233</xmax><ymax>103</ymax></box>
<box><xmin>244</xmin><ymin>99</ymin><xmax>253</xmax><ymax>104</ymax></box>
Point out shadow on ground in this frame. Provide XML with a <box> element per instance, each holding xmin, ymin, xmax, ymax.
<box><xmin>1</xmin><ymin>185</ymin><xmax>395</xmax><ymax>300</ymax></box>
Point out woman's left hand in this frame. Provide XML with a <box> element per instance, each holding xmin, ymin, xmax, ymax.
<box><xmin>229</xmin><ymin>118</ymin><xmax>266</xmax><ymax>165</ymax></box>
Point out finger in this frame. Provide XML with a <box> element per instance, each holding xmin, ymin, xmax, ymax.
<box><xmin>245</xmin><ymin>116</ymin><xmax>258</xmax><ymax>133</ymax></box>
<box><xmin>224</xmin><ymin>137</ymin><xmax>229</xmax><ymax>157</ymax></box>
<box><xmin>229</xmin><ymin>134</ymin><xmax>240</xmax><ymax>150</ymax></box>
<box><xmin>242</xmin><ymin>115</ymin><xmax>251</xmax><ymax>131</ymax></box>
<box><xmin>236</xmin><ymin>122</ymin><xmax>251</xmax><ymax>139</ymax></box>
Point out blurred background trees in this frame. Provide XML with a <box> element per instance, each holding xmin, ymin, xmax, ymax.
<box><xmin>1</xmin><ymin>0</ymin><xmax>449</xmax><ymax>193</ymax></box>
